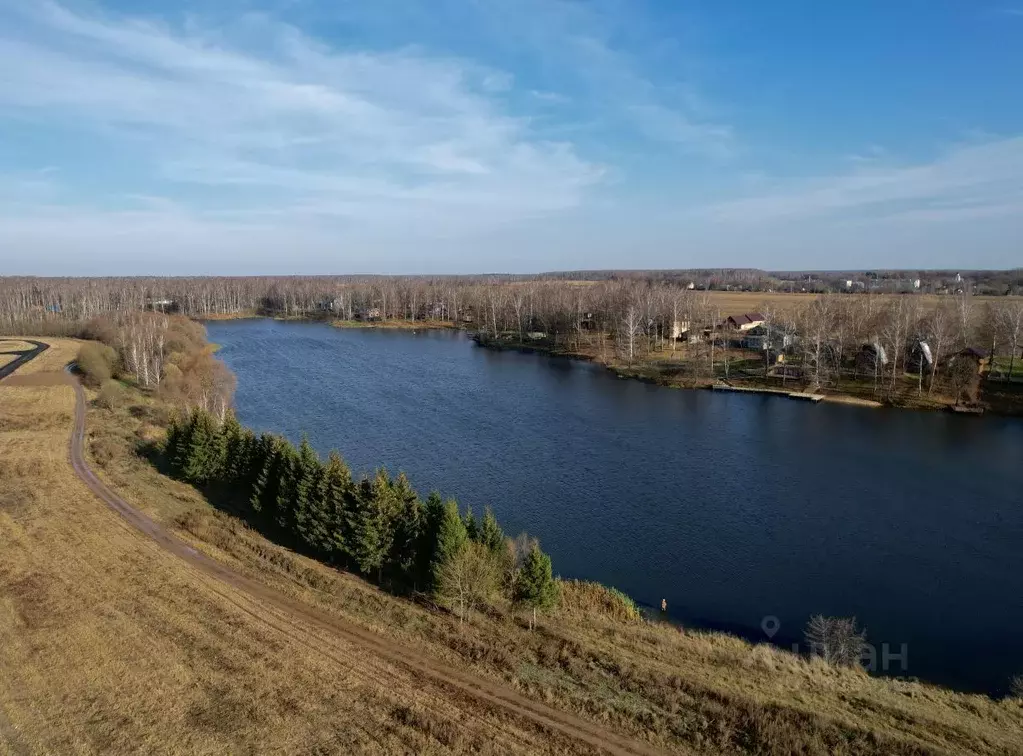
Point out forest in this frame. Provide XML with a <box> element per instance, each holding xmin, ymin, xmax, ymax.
<box><xmin>7</xmin><ymin>274</ymin><xmax>1020</xmax><ymax>408</ymax></box>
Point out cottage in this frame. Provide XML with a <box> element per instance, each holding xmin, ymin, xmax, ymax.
<box><xmin>725</xmin><ymin>312</ymin><xmax>766</xmax><ymax>332</ymax></box>
<box><xmin>356</xmin><ymin>307</ymin><xmax>382</xmax><ymax>321</ymax></box>
<box><xmin>743</xmin><ymin>325</ymin><xmax>798</xmax><ymax>352</ymax></box>
<box><xmin>907</xmin><ymin>340</ymin><xmax>933</xmax><ymax>373</ymax></box>
<box><xmin>855</xmin><ymin>341</ymin><xmax>888</xmax><ymax>374</ymax></box>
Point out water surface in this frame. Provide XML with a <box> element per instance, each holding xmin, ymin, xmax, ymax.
<box><xmin>208</xmin><ymin>318</ymin><xmax>1023</xmax><ymax>694</ymax></box>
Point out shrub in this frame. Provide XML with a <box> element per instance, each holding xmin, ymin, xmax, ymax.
<box><xmin>558</xmin><ymin>579</ymin><xmax>641</xmax><ymax>623</ymax></box>
<box><xmin>1010</xmin><ymin>674</ymin><xmax>1023</xmax><ymax>699</ymax></box>
<box><xmin>96</xmin><ymin>379</ymin><xmax>126</xmax><ymax>409</ymax></box>
<box><xmin>77</xmin><ymin>343</ymin><xmax>117</xmax><ymax>387</ymax></box>
<box><xmin>804</xmin><ymin>615</ymin><xmax>867</xmax><ymax>668</ymax></box>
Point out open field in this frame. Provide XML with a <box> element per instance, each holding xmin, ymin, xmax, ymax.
<box><xmin>698</xmin><ymin>291</ymin><xmax>1023</xmax><ymax>316</ymax></box>
<box><xmin>2</xmin><ymin>338</ymin><xmax>1023</xmax><ymax>754</ymax></box>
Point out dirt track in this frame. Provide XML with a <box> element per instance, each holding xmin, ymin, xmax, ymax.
<box><xmin>3</xmin><ymin>350</ymin><xmax>667</xmax><ymax>755</ymax></box>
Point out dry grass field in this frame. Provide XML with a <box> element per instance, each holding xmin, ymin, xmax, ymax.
<box><xmin>699</xmin><ymin>291</ymin><xmax>1020</xmax><ymax>316</ymax></box>
<box><xmin>2</xmin><ymin>337</ymin><xmax>1022</xmax><ymax>755</ymax></box>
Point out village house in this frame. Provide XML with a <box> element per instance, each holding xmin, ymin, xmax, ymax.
<box><xmin>724</xmin><ymin>313</ymin><xmax>766</xmax><ymax>332</ymax></box>
<box><xmin>355</xmin><ymin>307</ymin><xmax>382</xmax><ymax>321</ymax></box>
<box><xmin>741</xmin><ymin>324</ymin><xmax>797</xmax><ymax>352</ymax></box>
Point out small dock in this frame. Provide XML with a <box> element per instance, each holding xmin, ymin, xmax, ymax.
<box><xmin>711</xmin><ymin>384</ymin><xmax>825</xmax><ymax>403</ymax></box>
<box><xmin>950</xmin><ymin>404</ymin><xmax>985</xmax><ymax>415</ymax></box>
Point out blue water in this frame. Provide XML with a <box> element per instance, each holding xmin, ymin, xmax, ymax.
<box><xmin>208</xmin><ymin>318</ymin><xmax>1023</xmax><ymax>694</ymax></box>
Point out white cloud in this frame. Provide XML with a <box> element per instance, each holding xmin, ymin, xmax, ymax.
<box><xmin>697</xmin><ymin>137</ymin><xmax>1023</xmax><ymax>225</ymax></box>
<box><xmin>0</xmin><ymin>0</ymin><xmax>601</xmax><ymax>236</ymax></box>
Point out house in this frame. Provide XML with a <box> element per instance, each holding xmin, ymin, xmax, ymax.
<box><xmin>670</xmin><ymin>320</ymin><xmax>692</xmax><ymax>340</ymax></box>
<box><xmin>725</xmin><ymin>313</ymin><xmax>766</xmax><ymax>331</ymax></box>
<box><xmin>855</xmin><ymin>340</ymin><xmax>888</xmax><ymax>374</ymax></box>
<box><xmin>907</xmin><ymin>340</ymin><xmax>934</xmax><ymax>373</ymax></box>
<box><xmin>950</xmin><ymin>347</ymin><xmax>991</xmax><ymax>374</ymax></box>
<box><xmin>421</xmin><ymin>302</ymin><xmax>449</xmax><ymax>320</ymax></box>
<box><xmin>742</xmin><ymin>324</ymin><xmax>797</xmax><ymax>351</ymax></box>
<box><xmin>355</xmin><ymin>307</ymin><xmax>382</xmax><ymax>321</ymax></box>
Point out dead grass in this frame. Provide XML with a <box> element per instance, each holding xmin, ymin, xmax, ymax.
<box><xmin>700</xmin><ymin>291</ymin><xmax>1020</xmax><ymax>316</ymax></box>
<box><xmin>78</xmin><ymin>363</ymin><xmax>1023</xmax><ymax>755</ymax></box>
<box><xmin>0</xmin><ymin>340</ymin><xmax>36</xmax><ymax>353</ymax></box>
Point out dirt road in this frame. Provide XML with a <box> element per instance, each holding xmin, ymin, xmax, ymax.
<box><xmin>3</xmin><ymin>352</ymin><xmax>667</xmax><ymax>755</ymax></box>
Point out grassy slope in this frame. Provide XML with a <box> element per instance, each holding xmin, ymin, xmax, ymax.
<box><xmin>0</xmin><ymin>341</ymin><xmax>587</xmax><ymax>755</ymax></box>
<box><xmin>2</xmin><ymin>337</ymin><xmax>1022</xmax><ymax>755</ymax></box>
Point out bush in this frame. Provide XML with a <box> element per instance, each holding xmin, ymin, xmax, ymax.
<box><xmin>1010</xmin><ymin>674</ymin><xmax>1023</xmax><ymax>699</ymax></box>
<box><xmin>77</xmin><ymin>343</ymin><xmax>117</xmax><ymax>387</ymax></box>
<box><xmin>558</xmin><ymin>579</ymin><xmax>641</xmax><ymax>623</ymax></box>
<box><xmin>804</xmin><ymin>615</ymin><xmax>867</xmax><ymax>668</ymax></box>
<box><xmin>96</xmin><ymin>379</ymin><xmax>126</xmax><ymax>409</ymax></box>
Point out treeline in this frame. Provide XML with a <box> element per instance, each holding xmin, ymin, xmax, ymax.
<box><xmin>4</xmin><ymin>271</ymin><xmax>1022</xmax><ymax>332</ymax></box>
<box><xmin>164</xmin><ymin>409</ymin><xmax>558</xmax><ymax>624</ymax></box>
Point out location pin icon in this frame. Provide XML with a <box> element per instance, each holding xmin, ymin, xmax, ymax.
<box><xmin>761</xmin><ymin>615</ymin><xmax>781</xmax><ymax>639</ymax></box>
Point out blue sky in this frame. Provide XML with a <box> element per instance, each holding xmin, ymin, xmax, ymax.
<box><xmin>1</xmin><ymin>0</ymin><xmax>1021</xmax><ymax>274</ymax></box>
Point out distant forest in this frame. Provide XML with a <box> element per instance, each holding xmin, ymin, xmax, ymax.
<box><xmin>3</xmin><ymin>271</ymin><xmax>1022</xmax><ymax>408</ymax></box>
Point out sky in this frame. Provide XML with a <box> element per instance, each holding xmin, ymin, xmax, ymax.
<box><xmin>1</xmin><ymin>0</ymin><xmax>1021</xmax><ymax>275</ymax></box>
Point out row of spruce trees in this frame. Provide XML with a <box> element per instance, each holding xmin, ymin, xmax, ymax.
<box><xmin>163</xmin><ymin>409</ymin><xmax>558</xmax><ymax>619</ymax></box>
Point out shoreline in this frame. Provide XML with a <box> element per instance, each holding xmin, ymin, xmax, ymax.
<box><xmin>470</xmin><ymin>335</ymin><xmax>1009</xmax><ymax>416</ymax></box>
<box><xmin>199</xmin><ymin>316</ymin><xmax>1017</xmax><ymax>417</ymax></box>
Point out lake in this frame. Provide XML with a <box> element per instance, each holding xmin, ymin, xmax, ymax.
<box><xmin>207</xmin><ymin>318</ymin><xmax>1023</xmax><ymax>694</ymax></box>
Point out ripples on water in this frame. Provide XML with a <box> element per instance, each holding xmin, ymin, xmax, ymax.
<box><xmin>208</xmin><ymin>318</ymin><xmax>1023</xmax><ymax>694</ymax></box>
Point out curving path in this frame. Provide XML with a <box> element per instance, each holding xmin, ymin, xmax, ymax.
<box><xmin>15</xmin><ymin>358</ymin><xmax>667</xmax><ymax>756</ymax></box>
<box><xmin>0</xmin><ymin>339</ymin><xmax>48</xmax><ymax>381</ymax></box>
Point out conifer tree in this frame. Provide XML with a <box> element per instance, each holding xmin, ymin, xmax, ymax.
<box><xmin>464</xmin><ymin>506</ymin><xmax>479</xmax><ymax>542</ymax></box>
<box><xmin>181</xmin><ymin>410</ymin><xmax>218</xmax><ymax>484</ymax></box>
<box><xmin>479</xmin><ymin>507</ymin><xmax>505</xmax><ymax>555</ymax></box>
<box><xmin>250</xmin><ymin>435</ymin><xmax>285</xmax><ymax>517</ymax></box>
<box><xmin>219</xmin><ymin>412</ymin><xmax>245</xmax><ymax>482</ymax></box>
<box><xmin>273</xmin><ymin>441</ymin><xmax>301</xmax><ymax>535</ymax></box>
<box><xmin>345</xmin><ymin>478</ymin><xmax>386</xmax><ymax>577</ymax></box>
<box><xmin>514</xmin><ymin>543</ymin><xmax>558</xmax><ymax>630</ymax></box>
<box><xmin>291</xmin><ymin>437</ymin><xmax>322</xmax><ymax>545</ymax></box>
<box><xmin>387</xmin><ymin>473</ymin><xmax>424</xmax><ymax>588</ymax></box>
<box><xmin>430</xmin><ymin>499</ymin><xmax>468</xmax><ymax>590</ymax></box>
<box><xmin>170</xmin><ymin>410</ymin><xmax>197</xmax><ymax>477</ymax></box>
<box><xmin>316</xmin><ymin>451</ymin><xmax>353</xmax><ymax>561</ymax></box>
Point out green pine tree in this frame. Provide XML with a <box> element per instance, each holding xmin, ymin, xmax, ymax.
<box><xmin>430</xmin><ymin>498</ymin><xmax>468</xmax><ymax>591</ymax></box>
<box><xmin>273</xmin><ymin>441</ymin><xmax>301</xmax><ymax>535</ymax></box>
<box><xmin>181</xmin><ymin>410</ymin><xmax>218</xmax><ymax>484</ymax></box>
<box><xmin>291</xmin><ymin>437</ymin><xmax>322</xmax><ymax>545</ymax></box>
<box><xmin>387</xmin><ymin>473</ymin><xmax>424</xmax><ymax>588</ymax></box>
<box><xmin>317</xmin><ymin>451</ymin><xmax>353</xmax><ymax>561</ymax></box>
<box><xmin>345</xmin><ymin>478</ymin><xmax>387</xmax><ymax>577</ymax></box>
<box><xmin>250</xmin><ymin>435</ymin><xmax>285</xmax><ymax>517</ymax></box>
<box><xmin>514</xmin><ymin>543</ymin><xmax>558</xmax><ymax>630</ymax></box>
<box><xmin>219</xmin><ymin>412</ymin><xmax>245</xmax><ymax>482</ymax></box>
<box><xmin>464</xmin><ymin>506</ymin><xmax>479</xmax><ymax>542</ymax></box>
<box><xmin>479</xmin><ymin>507</ymin><xmax>505</xmax><ymax>555</ymax></box>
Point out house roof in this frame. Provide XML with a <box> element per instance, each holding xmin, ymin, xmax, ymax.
<box><xmin>726</xmin><ymin>312</ymin><xmax>766</xmax><ymax>326</ymax></box>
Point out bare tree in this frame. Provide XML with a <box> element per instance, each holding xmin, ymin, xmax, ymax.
<box><xmin>996</xmin><ymin>300</ymin><xmax>1023</xmax><ymax>382</ymax></box>
<box><xmin>804</xmin><ymin>615</ymin><xmax>867</xmax><ymax>668</ymax></box>
<box><xmin>619</xmin><ymin>305</ymin><xmax>642</xmax><ymax>366</ymax></box>
<box><xmin>436</xmin><ymin>542</ymin><xmax>500</xmax><ymax>624</ymax></box>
